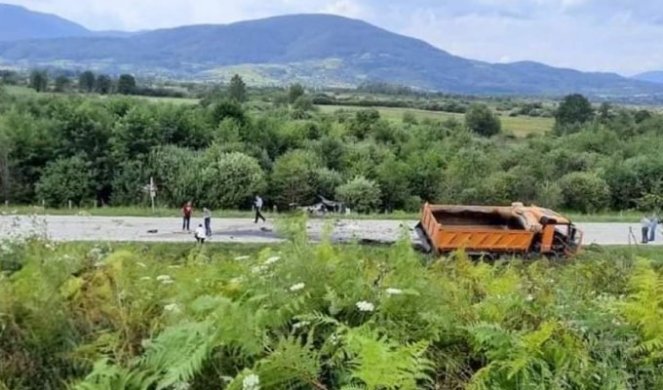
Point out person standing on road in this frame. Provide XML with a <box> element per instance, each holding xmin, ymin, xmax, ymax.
<box><xmin>641</xmin><ymin>215</ymin><xmax>650</xmax><ymax>244</ymax></box>
<box><xmin>182</xmin><ymin>201</ymin><xmax>193</xmax><ymax>231</ymax></box>
<box><xmin>649</xmin><ymin>214</ymin><xmax>659</xmax><ymax>242</ymax></box>
<box><xmin>254</xmin><ymin>195</ymin><xmax>266</xmax><ymax>224</ymax></box>
<box><xmin>203</xmin><ymin>207</ymin><xmax>212</xmax><ymax>237</ymax></box>
<box><xmin>194</xmin><ymin>224</ymin><xmax>206</xmax><ymax>244</ymax></box>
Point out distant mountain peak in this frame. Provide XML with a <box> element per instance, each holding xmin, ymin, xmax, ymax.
<box><xmin>0</xmin><ymin>2</ymin><xmax>90</xmax><ymax>41</ymax></box>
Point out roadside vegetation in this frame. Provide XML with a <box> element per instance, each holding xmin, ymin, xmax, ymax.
<box><xmin>1</xmin><ymin>71</ymin><xmax>662</xmax><ymax>219</ymax></box>
<box><xmin>2</xmin><ymin>221</ymin><xmax>663</xmax><ymax>389</ymax></box>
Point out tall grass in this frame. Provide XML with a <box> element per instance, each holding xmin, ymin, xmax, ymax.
<box><xmin>2</xmin><ymin>220</ymin><xmax>663</xmax><ymax>389</ymax></box>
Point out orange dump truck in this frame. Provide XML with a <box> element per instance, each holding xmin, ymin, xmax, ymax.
<box><xmin>415</xmin><ymin>203</ymin><xmax>582</xmax><ymax>258</ymax></box>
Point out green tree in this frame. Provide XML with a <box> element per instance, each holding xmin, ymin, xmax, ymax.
<box><xmin>376</xmin><ymin>157</ymin><xmax>411</xmax><ymax>211</ymax></box>
<box><xmin>95</xmin><ymin>74</ymin><xmax>113</xmax><ymax>94</ymax></box>
<box><xmin>228</xmin><ymin>74</ymin><xmax>247</xmax><ymax>102</ymax></box>
<box><xmin>315</xmin><ymin>167</ymin><xmax>343</xmax><ymax>199</ymax></box>
<box><xmin>110</xmin><ymin>160</ymin><xmax>148</xmax><ymax>205</ymax></box>
<box><xmin>29</xmin><ymin>70</ymin><xmax>48</xmax><ymax>92</ymax></box>
<box><xmin>54</xmin><ymin>75</ymin><xmax>71</xmax><ymax>92</ymax></box>
<box><xmin>558</xmin><ymin>172</ymin><xmax>610</xmax><ymax>213</ymax></box>
<box><xmin>270</xmin><ymin>150</ymin><xmax>321</xmax><ymax>209</ymax></box>
<box><xmin>117</xmin><ymin>74</ymin><xmax>136</xmax><ymax>95</ymax></box>
<box><xmin>555</xmin><ymin>94</ymin><xmax>594</xmax><ymax>128</ymax></box>
<box><xmin>204</xmin><ymin>151</ymin><xmax>265</xmax><ymax>208</ymax></box>
<box><xmin>336</xmin><ymin>176</ymin><xmax>382</xmax><ymax>213</ymax></box>
<box><xmin>111</xmin><ymin>106</ymin><xmax>162</xmax><ymax>161</ymax></box>
<box><xmin>465</xmin><ymin>104</ymin><xmax>501</xmax><ymax>137</ymax></box>
<box><xmin>36</xmin><ymin>156</ymin><xmax>92</xmax><ymax>207</ymax></box>
<box><xmin>292</xmin><ymin>95</ymin><xmax>314</xmax><ymax>112</ymax></box>
<box><xmin>211</xmin><ymin>100</ymin><xmax>247</xmax><ymax>126</ymax></box>
<box><xmin>288</xmin><ymin>83</ymin><xmax>305</xmax><ymax>104</ymax></box>
<box><xmin>78</xmin><ymin>70</ymin><xmax>95</xmax><ymax>93</ymax></box>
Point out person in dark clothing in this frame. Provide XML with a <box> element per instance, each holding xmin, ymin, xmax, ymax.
<box><xmin>203</xmin><ymin>207</ymin><xmax>212</xmax><ymax>237</ymax></box>
<box><xmin>649</xmin><ymin>214</ymin><xmax>659</xmax><ymax>242</ymax></box>
<box><xmin>641</xmin><ymin>216</ymin><xmax>650</xmax><ymax>244</ymax></box>
<box><xmin>254</xmin><ymin>195</ymin><xmax>266</xmax><ymax>223</ymax></box>
<box><xmin>182</xmin><ymin>201</ymin><xmax>193</xmax><ymax>231</ymax></box>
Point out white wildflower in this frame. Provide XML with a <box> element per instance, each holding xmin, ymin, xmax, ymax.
<box><xmin>140</xmin><ymin>338</ymin><xmax>152</xmax><ymax>349</ymax></box>
<box><xmin>172</xmin><ymin>382</ymin><xmax>190</xmax><ymax>390</ymax></box>
<box><xmin>329</xmin><ymin>334</ymin><xmax>339</xmax><ymax>345</ymax></box>
<box><xmin>526</xmin><ymin>294</ymin><xmax>534</xmax><ymax>302</ymax></box>
<box><xmin>88</xmin><ymin>247</ymin><xmax>103</xmax><ymax>261</ymax></box>
<box><xmin>292</xmin><ymin>321</ymin><xmax>310</xmax><ymax>329</ymax></box>
<box><xmin>242</xmin><ymin>373</ymin><xmax>260</xmax><ymax>390</ymax></box>
<box><xmin>164</xmin><ymin>303</ymin><xmax>181</xmax><ymax>313</ymax></box>
<box><xmin>289</xmin><ymin>282</ymin><xmax>305</xmax><ymax>292</ymax></box>
<box><xmin>234</xmin><ymin>255</ymin><xmax>250</xmax><ymax>261</ymax></box>
<box><xmin>251</xmin><ymin>265</ymin><xmax>267</xmax><ymax>274</ymax></box>
<box><xmin>168</xmin><ymin>265</ymin><xmax>182</xmax><ymax>269</ymax></box>
<box><xmin>161</xmin><ymin>279</ymin><xmax>174</xmax><ymax>285</ymax></box>
<box><xmin>356</xmin><ymin>300</ymin><xmax>375</xmax><ymax>312</ymax></box>
<box><xmin>136</xmin><ymin>262</ymin><xmax>147</xmax><ymax>268</ymax></box>
<box><xmin>156</xmin><ymin>275</ymin><xmax>172</xmax><ymax>282</ymax></box>
<box><xmin>385</xmin><ymin>288</ymin><xmax>403</xmax><ymax>296</ymax></box>
<box><xmin>221</xmin><ymin>376</ymin><xmax>233</xmax><ymax>383</ymax></box>
<box><xmin>264</xmin><ymin>256</ymin><xmax>281</xmax><ymax>265</ymax></box>
<box><xmin>139</xmin><ymin>276</ymin><xmax>152</xmax><ymax>281</ymax></box>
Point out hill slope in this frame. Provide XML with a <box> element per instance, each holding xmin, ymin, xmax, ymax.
<box><xmin>633</xmin><ymin>71</ymin><xmax>663</xmax><ymax>84</ymax></box>
<box><xmin>0</xmin><ymin>12</ymin><xmax>659</xmax><ymax>95</ymax></box>
<box><xmin>0</xmin><ymin>3</ymin><xmax>90</xmax><ymax>41</ymax></box>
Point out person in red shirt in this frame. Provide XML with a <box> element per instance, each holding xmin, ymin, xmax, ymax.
<box><xmin>182</xmin><ymin>201</ymin><xmax>193</xmax><ymax>231</ymax></box>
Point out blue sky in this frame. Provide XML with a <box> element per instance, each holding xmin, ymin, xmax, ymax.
<box><xmin>5</xmin><ymin>0</ymin><xmax>663</xmax><ymax>75</ymax></box>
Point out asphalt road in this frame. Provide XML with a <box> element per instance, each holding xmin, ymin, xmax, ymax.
<box><xmin>0</xmin><ymin>214</ymin><xmax>658</xmax><ymax>247</ymax></box>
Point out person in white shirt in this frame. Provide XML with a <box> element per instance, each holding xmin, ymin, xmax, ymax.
<box><xmin>254</xmin><ymin>195</ymin><xmax>266</xmax><ymax>223</ymax></box>
<box><xmin>194</xmin><ymin>224</ymin><xmax>206</xmax><ymax>244</ymax></box>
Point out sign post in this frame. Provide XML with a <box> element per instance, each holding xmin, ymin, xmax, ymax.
<box><xmin>149</xmin><ymin>177</ymin><xmax>156</xmax><ymax>213</ymax></box>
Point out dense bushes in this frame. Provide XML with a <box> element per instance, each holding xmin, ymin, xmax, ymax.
<box><xmin>336</xmin><ymin>176</ymin><xmax>382</xmax><ymax>213</ymax></box>
<box><xmin>3</xmin><ymin>233</ymin><xmax>663</xmax><ymax>388</ymax></box>
<box><xmin>0</xmin><ymin>90</ymin><xmax>662</xmax><ymax>213</ymax></box>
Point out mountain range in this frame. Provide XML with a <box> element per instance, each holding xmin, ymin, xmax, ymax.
<box><xmin>0</xmin><ymin>3</ymin><xmax>661</xmax><ymax>96</ymax></box>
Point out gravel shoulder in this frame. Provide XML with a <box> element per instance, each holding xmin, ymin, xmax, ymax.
<box><xmin>0</xmin><ymin>215</ymin><xmax>659</xmax><ymax>246</ymax></box>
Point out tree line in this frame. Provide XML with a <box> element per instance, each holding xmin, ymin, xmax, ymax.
<box><xmin>1</xmin><ymin>74</ymin><xmax>662</xmax><ymax>213</ymax></box>
<box><xmin>28</xmin><ymin>70</ymin><xmax>137</xmax><ymax>95</ymax></box>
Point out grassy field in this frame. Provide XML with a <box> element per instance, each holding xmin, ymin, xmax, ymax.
<box><xmin>318</xmin><ymin>104</ymin><xmax>554</xmax><ymax>137</ymax></box>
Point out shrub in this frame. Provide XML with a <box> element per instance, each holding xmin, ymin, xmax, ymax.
<box><xmin>36</xmin><ymin>156</ymin><xmax>92</xmax><ymax>206</ymax></box>
<box><xmin>336</xmin><ymin>176</ymin><xmax>382</xmax><ymax>213</ymax></box>
<box><xmin>207</xmin><ymin>151</ymin><xmax>266</xmax><ymax>209</ymax></box>
<box><xmin>465</xmin><ymin>104</ymin><xmax>501</xmax><ymax>137</ymax></box>
<box><xmin>558</xmin><ymin>172</ymin><xmax>610</xmax><ymax>213</ymax></box>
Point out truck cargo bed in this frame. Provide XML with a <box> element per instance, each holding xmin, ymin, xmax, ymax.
<box><xmin>419</xmin><ymin>203</ymin><xmax>536</xmax><ymax>254</ymax></box>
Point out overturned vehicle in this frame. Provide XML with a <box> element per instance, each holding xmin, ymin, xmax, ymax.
<box><xmin>415</xmin><ymin>203</ymin><xmax>583</xmax><ymax>258</ymax></box>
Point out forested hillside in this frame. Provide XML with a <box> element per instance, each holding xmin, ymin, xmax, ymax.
<box><xmin>0</xmin><ymin>11</ymin><xmax>660</xmax><ymax>95</ymax></box>
<box><xmin>0</xmin><ymin>79</ymin><xmax>662</xmax><ymax>214</ymax></box>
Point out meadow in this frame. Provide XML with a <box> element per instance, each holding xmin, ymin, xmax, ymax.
<box><xmin>317</xmin><ymin>104</ymin><xmax>555</xmax><ymax>137</ymax></box>
<box><xmin>2</xmin><ymin>218</ymin><xmax>663</xmax><ymax>389</ymax></box>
